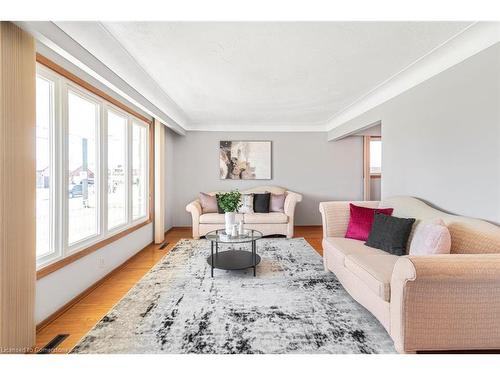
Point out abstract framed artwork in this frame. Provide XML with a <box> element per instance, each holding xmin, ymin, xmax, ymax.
<box><xmin>219</xmin><ymin>141</ymin><xmax>272</xmax><ymax>180</ymax></box>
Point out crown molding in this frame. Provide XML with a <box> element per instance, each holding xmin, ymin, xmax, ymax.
<box><xmin>325</xmin><ymin>22</ymin><xmax>500</xmax><ymax>132</ymax></box>
<box><xmin>15</xmin><ymin>21</ymin><xmax>186</xmax><ymax>135</ymax></box>
<box><xmin>184</xmin><ymin>121</ymin><xmax>327</xmax><ymax>132</ymax></box>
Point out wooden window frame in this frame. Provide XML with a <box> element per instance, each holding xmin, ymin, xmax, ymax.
<box><xmin>36</xmin><ymin>54</ymin><xmax>154</xmax><ymax>280</ymax></box>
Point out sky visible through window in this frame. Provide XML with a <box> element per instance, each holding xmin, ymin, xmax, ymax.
<box><xmin>370</xmin><ymin>139</ymin><xmax>381</xmax><ymax>174</ymax></box>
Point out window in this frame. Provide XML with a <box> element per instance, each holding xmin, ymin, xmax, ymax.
<box><xmin>107</xmin><ymin>110</ymin><xmax>128</xmax><ymax>230</ymax></box>
<box><xmin>132</xmin><ymin>122</ymin><xmax>148</xmax><ymax>220</ymax></box>
<box><xmin>67</xmin><ymin>90</ymin><xmax>99</xmax><ymax>244</ymax></box>
<box><xmin>369</xmin><ymin>139</ymin><xmax>382</xmax><ymax>175</ymax></box>
<box><xmin>36</xmin><ymin>76</ymin><xmax>54</xmax><ymax>260</ymax></box>
<box><xmin>35</xmin><ymin>63</ymin><xmax>151</xmax><ymax>269</ymax></box>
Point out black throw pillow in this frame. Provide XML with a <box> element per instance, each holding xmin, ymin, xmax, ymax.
<box><xmin>253</xmin><ymin>193</ymin><xmax>271</xmax><ymax>213</ymax></box>
<box><xmin>365</xmin><ymin>213</ymin><xmax>415</xmax><ymax>255</ymax></box>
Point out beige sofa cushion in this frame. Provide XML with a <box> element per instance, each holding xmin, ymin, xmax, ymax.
<box><xmin>323</xmin><ymin>237</ymin><xmax>398</xmax><ymax>301</ymax></box>
<box><xmin>344</xmin><ymin>253</ymin><xmax>399</xmax><ymax>301</ymax></box>
<box><xmin>244</xmin><ymin>212</ymin><xmax>288</xmax><ymax>224</ymax></box>
<box><xmin>199</xmin><ymin>213</ymin><xmax>244</xmax><ymax>224</ymax></box>
<box><xmin>323</xmin><ymin>237</ymin><xmax>388</xmax><ymax>261</ymax></box>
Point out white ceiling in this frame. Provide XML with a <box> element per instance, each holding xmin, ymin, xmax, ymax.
<box><xmin>55</xmin><ymin>21</ymin><xmax>474</xmax><ymax>131</ymax></box>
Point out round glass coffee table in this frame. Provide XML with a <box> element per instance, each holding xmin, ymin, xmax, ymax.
<box><xmin>205</xmin><ymin>229</ymin><xmax>263</xmax><ymax>277</ymax></box>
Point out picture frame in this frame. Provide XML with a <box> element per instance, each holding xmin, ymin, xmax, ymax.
<box><xmin>219</xmin><ymin>140</ymin><xmax>272</xmax><ymax>180</ymax></box>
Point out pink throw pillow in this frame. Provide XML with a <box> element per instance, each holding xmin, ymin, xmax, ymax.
<box><xmin>409</xmin><ymin>219</ymin><xmax>451</xmax><ymax>255</ymax></box>
<box><xmin>345</xmin><ymin>203</ymin><xmax>394</xmax><ymax>241</ymax></box>
<box><xmin>199</xmin><ymin>192</ymin><xmax>217</xmax><ymax>213</ymax></box>
<box><xmin>270</xmin><ymin>193</ymin><xmax>286</xmax><ymax>212</ymax></box>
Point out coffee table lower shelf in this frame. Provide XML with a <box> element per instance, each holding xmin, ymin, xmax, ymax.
<box><xmin>207</xmin><ymin>250</ymin><xmax>261</xmax><ymax>277</ymax></box>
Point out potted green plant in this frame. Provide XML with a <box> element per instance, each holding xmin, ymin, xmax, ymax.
<box><xmin>216</xmin><ymin>190</ymin><xmax>242</xmax><ymax>234</ymax></box>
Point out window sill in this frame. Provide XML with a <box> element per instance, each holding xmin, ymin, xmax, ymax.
<box><xmin>36</xmin><ymin>219</ymin><xmax>152</xmax><ymax>280</ymax></box>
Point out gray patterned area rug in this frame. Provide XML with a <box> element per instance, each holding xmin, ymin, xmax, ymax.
<box><xmin>71</xmin><ymin>238</ymin><xmax>395</xmax><ymax>354</ymax></box>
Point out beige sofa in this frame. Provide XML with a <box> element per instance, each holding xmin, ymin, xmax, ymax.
<box><xmin>186</xmin><ymin>186</ymin><xmax>302</xmax><ymax>239</ymax></box>
<box><xmin>319</xmin><ymin>196</ymin><xmax>500</xmax><ymax>353</ymax></box>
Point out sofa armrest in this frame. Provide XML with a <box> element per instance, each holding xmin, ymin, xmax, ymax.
<box><xmin>284</xmin><ymin>191</ymin><xmax>302</xmax><ymax>217</ymax></box>
<box><xmin>390</xmin><ymin>254</ymin><xmax>500</xmax><ymax>353</ymax></box>
<box><xmin>186</xmin><ymin>199</ymin><xmax>202</xmax><ymax>216</ymax></box>
<box><xmin>186</xmin><ymin>200</ymin><xmax>202</xmax><ymax>239</ymax></box>
<box><xmin>319</xmin><ymin>201</ymin><xmax>379</xmax><ymax>238</ymax></box>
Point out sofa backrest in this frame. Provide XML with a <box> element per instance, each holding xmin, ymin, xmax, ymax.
<box><xmin>381</xmin><ymin>196</ymin><xmax>500</xmax><ymax>254</ymax></box>
<box><xmin>319</xmin><ymin>201</ymin><xmax>380</xmax><ymax>238</ymax></box>
<box><xmin>205</xmin><ymin>185</ymin><xmax>287</xmax><ymax>196</ymax></box>
<box><xmin>242</xmin><ymin>186</ymin><xmax>287</xmax><ymax>195</ymax></box>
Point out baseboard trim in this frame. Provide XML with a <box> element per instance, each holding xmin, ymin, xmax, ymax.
<box><xmin>35</xmin><ymin>239</ymin><xmax>156</xmax><ymax>333</ymax></box>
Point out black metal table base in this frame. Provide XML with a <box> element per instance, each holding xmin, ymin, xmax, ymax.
<box><xmin>208</xmin><ymin>240</ymin><xmax>260</xmax><ymax>277</ymax></box>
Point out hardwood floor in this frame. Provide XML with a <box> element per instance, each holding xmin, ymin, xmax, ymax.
<box><xmin>35</xmin><ymin>226</ymin><xmax>323</xmax><ymax>354</ymax></box>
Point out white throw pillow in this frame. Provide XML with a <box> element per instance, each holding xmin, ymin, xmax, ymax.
<box><xmin>409</xmin><ymin>218</ymin><xmax>451</xmax><ymax>256</ymax></box>
<box><xmin>238</xmin><ymin>193</ymin><xmax>254</xmax><ymax>214</ymax></box>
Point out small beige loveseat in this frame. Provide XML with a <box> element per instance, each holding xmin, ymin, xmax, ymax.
<box><xmin>186</xmin><ymin>186</ymin><xmax>302</xmax><ymax>239</ymax></box>
<box><xmin>319</xmin><ymin>196</ymin><xmax>500</xmax><ymax>353</ymax></box>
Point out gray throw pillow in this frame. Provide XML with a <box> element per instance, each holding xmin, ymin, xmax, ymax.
<box><xmin>253</xmin><ymin>193</ymin><xmax>271</xmax><ymax>213</ymax></box>
<box><xmin>365</xmin><ymin>213</ymin><xmax>415</xmax><ymax>256</ymax></box>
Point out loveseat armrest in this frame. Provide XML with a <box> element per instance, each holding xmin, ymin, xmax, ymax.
<box><xmin>186</xmin><ymin>200</ymin><xmax>202</xmax><ymax>239</ymax></box>
<box><xmin>319</xmin><ymin>201</ymin><xmax>379</xmax><ymax>238</ymax></box>
<box><xmin>390</xmin><ymin>254</ymin><xmax>500</xmax><ymax>353</ymax></box>
<box><xmin>186</xmin><ymin>199</ymin><xmax>202</xmax><ymax>216</ymax></box>
<box><xmin>284</xmin><ymin>191</ymin><xmax>302</xmax><ymax>217</ymax></box>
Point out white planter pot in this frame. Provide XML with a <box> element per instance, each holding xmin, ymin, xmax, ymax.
<box><xmin>225</xmin><ymin>211</ymin><xmax>236</xmax><ymax>234</ymax></box>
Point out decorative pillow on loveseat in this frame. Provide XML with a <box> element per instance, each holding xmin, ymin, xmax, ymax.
<box><xmin>365</xmin><ymin>213</ymin><xmax>416</xmax><ymax>255</ymax></box>
<box><xmin>409</xmin><ymin>218</ymin><xmax>451</xmax><ymax>255</ymax></box>
<box><xmin>345</xmin><ymin>203</ymin><xmax>394</xmax><ymax>241</ymax></box>
<box><xmin>270</xmin><ymin>193</ymin><xmax>286</xmax><ymax>212</ymax></box>
<box><xmin>199</xmin><ymin>192</ymin><xmax>217</xmax><ymax>213</ymax></box>
<box><xmin>238</xmin><ymin>193</ymin><xmax>254</xmax><ymax>214</ymax></box>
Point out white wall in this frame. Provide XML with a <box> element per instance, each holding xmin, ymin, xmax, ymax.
<box><xmin>171</xmin><ymin>131</ymin><xmax>363</xmax><ymax>226</ymax></box>
<box><xmin>328</xmin><ymin>43</ymin><xmax>500</xmax><ymax>223</ymax></box>
<box><xmin>36</xmin><ymin>223</ymin><xmax>152</xmax><ymax>323</ymax></box>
